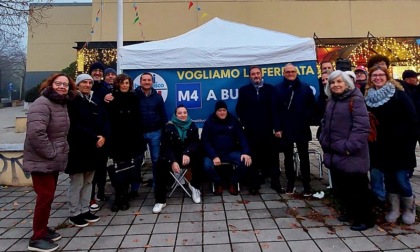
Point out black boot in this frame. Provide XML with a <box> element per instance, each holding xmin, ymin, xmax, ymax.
<box><xmin>270</xmin><ymin>176</ymin><xmax>284</xmax><ymax>193</ymax></box>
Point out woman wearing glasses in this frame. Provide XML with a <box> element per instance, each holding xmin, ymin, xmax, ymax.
<box><xmin>23</xmin><ymin>73</ymin><xmax>76</xmax><ymax>252</ymax></box>
<box><xmin>319</xmin><ymin>70</ymin><xmax>373</xmax><ymax>231</ymax></box>
<box><xmin>365</xmin><ymin>66</ymin><xmax>417</xmax><ymax>225</ymax></box>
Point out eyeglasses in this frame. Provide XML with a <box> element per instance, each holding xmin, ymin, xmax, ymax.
<box><xmin>371</xmin><ymin>73</ymin><xmax>387</xmax><ymax>78</ymax></box>
<box><xmin>53</xmin><ymin>81</ymin><xmax>69</xmax><ymax>88</ymax></box>
<box><xmin>285</xmin><ymin>71</ymin><xmax>297</xmax><ymax>74</ymax></box>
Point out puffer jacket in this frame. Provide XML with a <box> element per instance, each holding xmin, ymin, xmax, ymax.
<box><xmin>201</xmin><ymin>112</ymin><xmax>250</xmax><ymax>159</ymax></box>
<box><xmin>23</xmin><ymin>87</ymin><xmax>71</xmax><ymax>173</ymax></box>
<box><xmin>319</xmin><ymin>88</ymin><xmax>370</xmax><ymax>174</ymax></box>
<box><xmin>134</xmin><ymin>86</ymin><xmax>167</xmax><ymax>133</ymax></box>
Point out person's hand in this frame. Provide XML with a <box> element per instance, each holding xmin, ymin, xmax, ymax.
<box><xmin>275</xmin><ymin>131</ymin><xmax>283</xmax><ymax>138</ymax></box>
<box><xmin>104</xmin><ymin>93</ymin><xmax>114</xmax><ymax>103</ymax></box>
<box><xmin>96</xmin><ymin>135</ymin><xmax>105</xmax><ymax>148</ymax></box>
<box><xmin>241</xmin><ymin>154</ymin><xmax>252</xmax><ymax>167</ymax></box>
<box><xmin>213</xmin><ymin>157</ymin><xmax>221</xmax><ymax>166</ymax></box>
<box><xmin>182</xmin><ymin>155</ymin><xmax>190</xmax><ymax>166</ymax></box>
<box><xmin>172</xmin><ymin>162</ymin><xmax>180</xmax><ymax>173</ymax></box>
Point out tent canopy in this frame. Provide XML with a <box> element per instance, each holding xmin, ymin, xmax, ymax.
<box><xmin>119</xmin><ymin>17</ymin><xmax>316</xmax><ymax>70</ymax></box>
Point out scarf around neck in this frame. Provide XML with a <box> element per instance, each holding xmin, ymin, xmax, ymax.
<box><xmin>365</xmin><ymin>82</ymin><xmax>395</xmax><ymax>107</ymax></box>
<box><xmin>171</xmin><ymin>114</ymin><xmax>192</xmax><ymax>142</ymax></box>
<box><xmin>41</xmin><ymin>86</ymin><xmax>71</xmax><ymax>104</ymax></box>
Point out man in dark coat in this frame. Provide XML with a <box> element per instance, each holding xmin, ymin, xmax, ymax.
<box><xmin>400</xmin><ymin>69</ymin><xmax>420</xmax><ymax>146</ymax></box>
<box><xmin>236</xmin><ymin>66</ymin><xmax>282</xmax><ymax>194</ymax></box>
<box><xmin>202</xmin><ymin>101</ymin><xmax>252</xmax><ymax>195</ymax></box>
<box><xmin>87</xmin><ymin>62</ymin><xmax>112</xmax><ymax>209</ymax></box>
<box><xmin>273</xmin><ymin>63</ymin><xmax>316</xmax><ymax>196</ymax></box>
<box><xmin>66</xmin><ymin>74</ymin><xmax>110</xmax><ymax>227</ymax></box>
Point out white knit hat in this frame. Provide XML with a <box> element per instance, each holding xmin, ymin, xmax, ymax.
<box><xmin>75</xmin><ymin>74</ymin><xmax>93</xmax><ymax>86</ymax></box>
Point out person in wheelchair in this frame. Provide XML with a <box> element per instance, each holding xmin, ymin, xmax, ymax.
<box><xmin>153</xmin><ymin>105</ymin><xmax>202</xmax><ymax>214</ymax></box>
<box><xmin>202</xmin><ymin>100</ymin><xmax>252</xmax><ymax>196</ymax></box>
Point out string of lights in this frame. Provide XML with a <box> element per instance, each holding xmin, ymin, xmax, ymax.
<box><xmin>317</xmin><ymin>37</ymin><xmax>420</xmax><ymax>72</ymax></box>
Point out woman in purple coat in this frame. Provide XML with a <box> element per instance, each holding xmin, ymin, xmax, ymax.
<box><xmin>319</xmin><ymin>70</ymin><xmax>374</xmax><ymax>231</ymax></box>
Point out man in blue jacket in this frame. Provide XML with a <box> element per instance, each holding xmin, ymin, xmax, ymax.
<box><xmin>130</xmin><ymin>72</ymin><xmax>168</xmax><ymax>196</ymax></box>
<box><xmin>202</xmin><ymin>101</ymin><xmax>252</xmax><ymax>195</ymax></box>
<box><xmin>273</xmin><ymin>63</ymin><xmax>316</xmax><ymax>196</ymax></box>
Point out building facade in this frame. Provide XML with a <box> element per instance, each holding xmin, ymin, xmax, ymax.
<box><xmin>26</xmin><ymin>0</ymin><xmax>420</xmax><ymax>89</ymax></box>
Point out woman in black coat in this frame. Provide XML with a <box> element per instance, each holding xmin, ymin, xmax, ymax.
<box><xmin>106</xmin><ymin>74</ymin><xmax>146</xmax><ymax>212</ymax></box>
<box><xmin>365</xmin><ymin>66</ymin><xmax>417</xmax><ymax>225</ymax></box>
<box><xmin>153</xmin><ymin>105</ymin><xmax>202</xmax><ymax>213</ymax></box>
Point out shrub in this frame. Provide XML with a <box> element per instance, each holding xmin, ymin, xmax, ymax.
<box><xmin>24</xmin><ymin>84</ymin><xmax>41</xmax><ymax>102</ymax></box>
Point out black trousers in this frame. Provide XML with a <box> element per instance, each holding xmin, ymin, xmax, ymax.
<box><xmin>91</xmin><ymin>155</ymin><xmax>108</xmax><ymax>200</ymax></box>
<box><xmin>283</xmin><ymin>141</ymin><xmax>310</xmax><ymax>190</ymax></box>
<box><xmin>330</xmin><ymin>169</ymin><xmax>374</xmax><ymax>224</ymax></box>
<box><xmin>248</xmin><ymin>136</ymin><xmax>280</xmax><ymax>189</ymax></box>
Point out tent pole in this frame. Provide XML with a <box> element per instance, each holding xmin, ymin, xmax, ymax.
<box><xmin>117</xmin><ymin>0</ymin><xmax>123</xmax><ymax>74</ymax></box>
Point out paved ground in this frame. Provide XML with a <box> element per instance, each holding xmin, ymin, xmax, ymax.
<box><xmin>1</xmin><ymin>106</ymin><xmax>420</xmax><ymax>251</ymax></box>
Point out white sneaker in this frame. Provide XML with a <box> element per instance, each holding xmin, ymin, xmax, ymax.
<box><xmin>152</xmin><ymin>203</ymin><xmax>166</xmax><ymax>214</ymax></box>
<box><xmin>189</xmin><ymin>184</ymin><xmax>201</xmax><ymax>204</ymax></box>
<box><xmin>89</xmin><ymin>200</ymin><xmax>99</xmax><ymax>212</ymax></box>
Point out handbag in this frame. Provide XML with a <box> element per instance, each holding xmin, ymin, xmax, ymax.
<box><xmin>107</xmin><ymin>158</ymin><xmax>142</xmax><ymax>185</ymax></box>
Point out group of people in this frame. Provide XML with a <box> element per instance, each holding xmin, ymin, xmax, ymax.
<box><xmin>318</xmin><ymin>55</ymin><xmax>418</xmax><ymax>232</ymax></box>
<box><xmin>23</xmin><ymin>57</ymin><xmax>418</xmax><ymax>251</ymax></box>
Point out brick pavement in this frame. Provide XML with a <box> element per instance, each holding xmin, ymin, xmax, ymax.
<box><xmin>1</xmin><ymin>106</ymin><xmax>420</xmax><ymax>251</ymax></box>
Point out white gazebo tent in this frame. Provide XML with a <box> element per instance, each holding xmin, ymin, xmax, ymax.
<box><xmin>118</xmin><ymin>17</ymin><xmax>316</xmax><ymax>70</ymax></box>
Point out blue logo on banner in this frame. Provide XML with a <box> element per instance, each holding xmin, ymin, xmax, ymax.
<box><xmin>176</xmin><ymin>82</ymin><xmax>202</xmax><ymax>109</ymax></box>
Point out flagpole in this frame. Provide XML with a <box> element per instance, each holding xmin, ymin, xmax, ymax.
<box><xmin>117</xmin><ymin>0</ymin><xmax>123</xmax><ymax>74</ymax></box>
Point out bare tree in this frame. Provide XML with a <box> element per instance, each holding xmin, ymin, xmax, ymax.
<box><xmin>0</xmin><ymin>0</ymin><xmax>50</xmax><ymax>98</ymax></box>
<box><xmin>0</xmin><ymin>0</ymin><xmax>52</xmax><ymax>41</ymax></box>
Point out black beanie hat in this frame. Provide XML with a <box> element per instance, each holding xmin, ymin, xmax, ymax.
<box><xmin>88</xmin><ymin>62</ymin><xmax>105</xmax><ymax>75</ymax></box>
<box><xmin>215</xmin><ymin>100</ymin><xmax>227</xmax><ymax>112</ymax></box>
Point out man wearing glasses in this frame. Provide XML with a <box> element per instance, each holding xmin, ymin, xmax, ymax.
<box><xmin>273</xmin><ymin>63</ymin><xmax>316</xmax><ymax>196</ymax></box>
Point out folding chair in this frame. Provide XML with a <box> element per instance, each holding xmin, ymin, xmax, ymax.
<box><xmin>293</xmin><ymin>143</ymin><xmax>332</xmax><ymax>188</ymax></box>
<box><xmin>168</xmin><ymin>168</ymin><xmax>191</xmax><ymax>197</ymax></box>
<box><xmin>211</xmin><ymin>162</ymin><xmax>240</xmax><ymax>193</ymax></box>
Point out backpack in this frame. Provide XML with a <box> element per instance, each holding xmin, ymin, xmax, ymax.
<box><xmin>349</xmin><ymin>97</ymin><xmax>379</xmax><ymax>142</ymax></box>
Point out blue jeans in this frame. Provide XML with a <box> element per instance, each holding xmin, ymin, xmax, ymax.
<box><xmin>384</xmin><ymin>169</ymin><xmax>413</xmax><ymax>197</ymax></box>
<box><xmin>370</xmin><ymin>167</ymin><xmax>386</xmax><ymax>201</ymax></box>
<box><xmin>203</xmin><ymin>151</ymin><xmax>247</xmax><ymax>184</ymax></box>
<box><xmin>131</xmin><ymin>129</ymin><xmax>161</xmax><ymax>192</ymax></box>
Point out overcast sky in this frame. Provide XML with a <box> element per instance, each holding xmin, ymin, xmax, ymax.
<box><xmin>52</xmin><ymin>0</ymin><xmax>92</xmax><ymax>2</ymax></box>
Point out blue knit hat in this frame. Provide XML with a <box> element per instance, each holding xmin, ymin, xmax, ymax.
<box><xmin>104</xmin><ymin>68</ymin><xmax>116</xmax><ymax>76</ymax></box>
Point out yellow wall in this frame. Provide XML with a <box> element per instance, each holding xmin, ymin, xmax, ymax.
<box><xmin>26</xmin><ymin>4</ymin><xmax>92</xmax><ymax>72</ymax></box>
<box><xmin>91</xmin><ymin>0</ymin><xmax>420</xmax><ymax>42</ymax></box>
<box><xmin>26</xmin><ymin>0</ymin><xmax>420</xmax><ymax>73</ymax></box>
